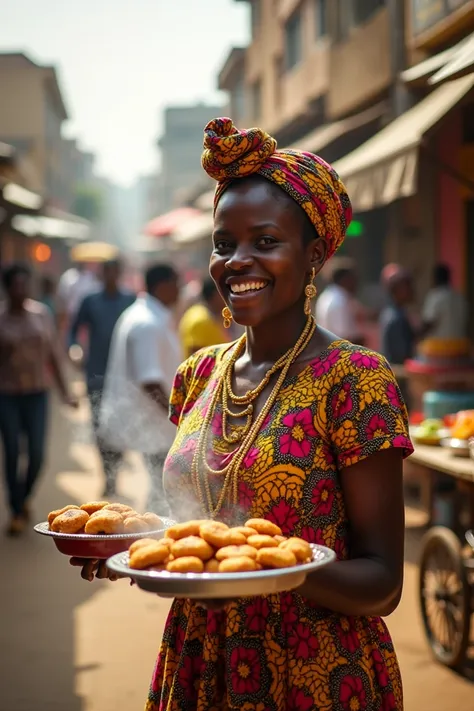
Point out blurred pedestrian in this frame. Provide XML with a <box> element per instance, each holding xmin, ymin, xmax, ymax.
<box><xmin>39</xmin><ymin>275</ymin><xmax>57</xmax><ymax>320</ymax></box>
<box><xmin>0</xmin><ymin>263</ymin><xmax>77</xmax><ymax>536</ymax></box>
<box><xmin>179</xmin><ymin>276</ymin><xmax>230</xmax><ymax>358</ymax></box>
<box><xmin>316</xmin><ymin>266</ymin><xmax>365</xmax><ymax>343</ymax></box>
<box><xmin>99</xmin><ymin>264</ymin><xmax>181</xmax><ymax>513</ymax></box>
<box><xmin>380</xmin><ymin>266</ymin><xmax>415</xmax><ymax>366</ymax></box>
<box><xmin>57</xmin><ymin>262</ymin><xmax>99</xmax><ymax>341</ymax></box>
<box><xmin>70</xmin><ymin>260</ymin><xmax>135</xmax><ymax>498</ymax></box>
<box><xmin>422</xmin><ymin>263</ymin><xmax>467</xmax><ymax>340</ymax></box>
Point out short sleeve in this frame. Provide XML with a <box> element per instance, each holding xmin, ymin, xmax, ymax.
<box><xmin>168</xmin><ymin>345</ymin><xmax>223</xmax><ymax>426</ymax></box>
<box><xmin>327</xmin><ymin>348</ymin><xmax>413</xmax><ymax>469</ymax></box>
<box><xmin>422</xmin><ymin>291</ymin><xmax>440</xmax><ymax>323</ymax></box>
<box><xmin>128</xmin><ymin>323</ymin><xmax>165</xmax><ymax>385</ymax></box>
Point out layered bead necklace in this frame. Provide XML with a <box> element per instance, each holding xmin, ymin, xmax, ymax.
<box><xmin>190</xmin><ymin>315</ymin><xmax>316</xmax><ymax>519</ymax></box>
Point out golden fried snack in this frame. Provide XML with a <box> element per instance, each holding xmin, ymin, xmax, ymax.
<box><xmin>203</xmin><ymin>558</ymin><xmax>220</xmax><ymax>573</ymax></box>
<box><xmin>123</xmin><ymin>516</ymin><xmax>149</xmax><ymax>533</ymax></box>
<box><xmin>171</xmin><ymin>535</ymin><xmax>214</xmax><ymax>561</ymax></box>
<box><xmin>51</xmin><ymin>509</ymin><xmax>89</xmax><ymax>534</ymax></box>
<box><xmin>165</xmin><ymin>520</ymin><xmax>215</xmax><ymax>540</ymax></box>
<box><xmin>154</xmin><ymin>537</ymin><xmax>173</xmax><ymax>550</ymax></box>
<box><xmin>79</xmin><ymin>501</ymin><xmax>109</xmax><ymax>515</ymax></box>
<box><xmin>141</xmin><ymin>512</ymin><xmax>163</xmax><ymax>530</ymax></box>
<box><xmin>279</xmin><ymin>537</ymin><xmax>312</xmax><ymax>563</ymax></box>
<box><xmin>274</xmin><ymin>535</ymin><xmax>286</xmax><ymax>544</ymax></box>
<box><xmin>199</xmin><ymin>522</ymin><xmax>245</xmax><ymax>549</ymax></box>
<box><xmin>103</xmin><ymin>503</ymin><xmax>135</xmax><ymax>517</ymax></box>
<box><xmin>218</xmin><ymin>556</ymin><xmax>258</xmax><ymax>573</ymax></box>
<box><xmin>129</xmin><ymin>542</ymin><xmax>170</xmax><ymax>570</ymax></box>
<box><xmin>215</xmin><ymin>545</ymin><xmax>258</xmax><ymax>561</ymax></box>
<box><xmin>227</xmin><ymin>529</ymin><xmax>248</xmax><ymax>546</ymax></box>
<box><xmin>48</xmin><ymin>505</ymin><xmax>80</xmax><ymax>527</ymax></box>
<box><xmin>256</xmin><ymin>547</ymin><xmax>297</xmax><ymax>569</ymax></box>
<box><xmin>231</xmin><ymin>526</ymin><xmax>258</xmax><ymax>539</ymax></box>
<box><xmin>245</xmin><ymin>518</ymin><xmax>282</xmax><ymax>537</ymax></box>
<box><xmin>122</xmin><ymin>510</ymin><xmax>139</xmax><ymax>520</ymax></box>
<box><xmin>129</xmin><ymin>538</ymin><xmax>162</xmax><ymax>555</ymax></box>
<box><xmin>247</xmin><ymin>534</ymin><xmax>279</xmax><ymax>550</ymax></box>
<box><xmin>84</xmin><ymin>510</ymin><xmax>124</xmax><ymax>534</ymax></box>
<box><xmin>166</xmin><ymin>556</ymin><xmax>204</xmax><ymax>573</ymax></box>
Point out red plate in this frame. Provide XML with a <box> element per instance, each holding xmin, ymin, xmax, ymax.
<box><xmin>34</xmin><ymin>518</ymin><xmax>175</xmax><ymax>559</ymax></box>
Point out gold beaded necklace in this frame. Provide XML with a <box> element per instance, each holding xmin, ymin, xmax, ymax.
<box><xmin>190</xmin><ymin>315</ymin><xmax>316</xmax><ymax>518</ymax></box>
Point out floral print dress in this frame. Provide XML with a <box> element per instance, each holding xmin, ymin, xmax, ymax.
<box><xmin>145</xmin><ymin>340</ymin><xmax>413</xmax><ymax>711</ymax></box>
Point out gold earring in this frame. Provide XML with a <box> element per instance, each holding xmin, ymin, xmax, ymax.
<box><xmin>222</xmin><ymin>306</ymin><xmax>233</xmax><ymax>329</ymax></box>
<box><xmin>304</xmin><ymin>268</ymin><xmax>317</xmax><ymax>316</ymax></box>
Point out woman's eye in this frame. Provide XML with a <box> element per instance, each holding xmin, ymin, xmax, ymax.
<box><xmin>213</xmin><ymin>240</ymin><xmax>232</xmax><ymax>252</ymax></box>
<box><xmin>257</xmin><ymin>236</ymin><xmax>277</xmax><ymax>247</ymax></box>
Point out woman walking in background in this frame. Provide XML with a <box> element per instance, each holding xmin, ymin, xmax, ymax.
<box><xmin>0</xmin><ymin>264</ymin><xmax>77</xmax><ymax>535</ymax></box>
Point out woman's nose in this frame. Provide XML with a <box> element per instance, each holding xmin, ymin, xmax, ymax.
<box><xmin>225</xmin><ymin>247</ymin><xmax>254</xmax><ymax>271</ymax></box>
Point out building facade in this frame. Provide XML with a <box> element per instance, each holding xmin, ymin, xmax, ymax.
<box><xmin>0</xmin><ymin>53</ymin><xmax>68</xmax><ymax>204</ymax></box>
<box><xmin>219</xmin><ymin>1</ymin><xmax>474</xmax><ymax>330</ymax></box>
<box><xmin>157</xmin><ymin>103</ymin><xmax>223</xmax><ymax>212</ymax></box>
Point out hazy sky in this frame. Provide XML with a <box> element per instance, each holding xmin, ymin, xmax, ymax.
<box><xmin>0</xmin><ymin>0</ymin><xmax>249</xmax><ymax>185</ymax></box>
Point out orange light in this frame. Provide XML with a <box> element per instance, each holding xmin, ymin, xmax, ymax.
<box><xmin>32</xmin><ymin>242</ymin><xmax>51</xmax><ymax>263</ymax></box>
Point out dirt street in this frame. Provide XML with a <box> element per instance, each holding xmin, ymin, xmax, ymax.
<box><xmin>0</xmin><ymin>392</ymin><xmax>472</xmax><ymax>711</ymax></box>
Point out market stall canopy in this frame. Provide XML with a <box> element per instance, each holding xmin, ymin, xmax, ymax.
<box><xmin>144</xmin><ymin>207</ymin><xmax>201</xmax><ymax>237</ymax></box>
<box><xmin>172</xmin><ymin>211</ymin><xmax>214</xmax><ymax>245</ymax></box>
<box><xmin>195</xmin><ymin>190</ymin><xmax>215</xmax><ymax>211</ymax></box>
<box><xmin>1</xmin><ymin>181</ymin><xmax>43</xmax><ymax>211</ymax></box>
<box><xmin>430</xmin><ymin>32</ymin><xmax>474</xmax><ymax>84</ymax></box>
<box><xmin>12</xmin><ymin>214</ymin><xmax>89</xmax><ymax>240</ymax></box>
<box><xmin>333</xmin><ymin>74</ymin><xmax>474</xmax><ymax>212</ymax></box>
<box><xmin>70</xmin><ymin>241</ymin><xmax>119</xmax><ymax>263</ymax></box>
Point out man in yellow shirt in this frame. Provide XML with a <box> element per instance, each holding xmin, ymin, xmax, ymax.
<box><xmin>179</xmin><ymin>277</ymin><xmax>230</xmax><ymax>357</ymax></box>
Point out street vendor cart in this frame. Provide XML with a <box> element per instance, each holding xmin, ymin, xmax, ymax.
<box><xmin>408</xmin><ymin>440</ymin><xmax>474</xmax><ymax>668</ymax></box>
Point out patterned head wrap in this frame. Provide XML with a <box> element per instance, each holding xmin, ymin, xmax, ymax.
<box><xmin>201</xmin><ymin>117</ymin><xmax>352</xmax><ymax>260</ymax></box>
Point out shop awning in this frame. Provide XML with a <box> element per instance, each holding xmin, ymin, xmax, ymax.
<box><xmin>430</xmin><ymin>32</ymin><xmax>474</xmax><ymax>84</ymax></box>
<box><xmin>333</xmin><ymin>74</ymin><xmax>474</xmax><ymax>212</ymax></box>
<box><xmin>12</xmin><ymin>206</ymin><xmax>91</xmax><ymax>241</ymax></box>
<box><xmin>172</xmin><ymin>212</ymin><xmax>214</xmax><ymax>245</ymax></box>
<box><xmin>144</xmin><ymin>207</ymin><xmax>201</xmax><ymax>237</ymax></box>
<box><xmin>0</xmin><ymin>181</ymin><xmax>43</xmax><ymax>211</ymax></box>
<box><xmin>287</xmin><ymin>102</ymin><xmax>387</xmax><ymax>153</ymax></box>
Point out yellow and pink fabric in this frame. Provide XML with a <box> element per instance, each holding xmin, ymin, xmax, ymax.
<box><xmin>201</xmin><ymin>117</ymin><xmax>352</xmax><ymax>260</ymax></box>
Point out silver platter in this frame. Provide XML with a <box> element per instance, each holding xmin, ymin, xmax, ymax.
<box><xmin>440</xmin><ymin>438</ymin><xmax>471</xmax><ymax>458</ymax></box>
<box><xmin>106</xmin><ymin>543</ymin><xmax>336</xmax><ymax>599</ymax></box>
<box><xmin>34</xmin><ymin>517</ymin><xmax>176</xmax><ymax>541</ymax></box>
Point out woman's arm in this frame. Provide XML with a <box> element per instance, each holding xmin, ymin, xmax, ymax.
<box><xmin>298</xmin><ymin>448</ymin><xmax>404</xmax><ymax>617</ymax></box>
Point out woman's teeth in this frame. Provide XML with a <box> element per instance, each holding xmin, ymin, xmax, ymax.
<box><xmin>230</xmin><ymin>282</ymin><xmax>267</xmax><ymax>294</ymax></box>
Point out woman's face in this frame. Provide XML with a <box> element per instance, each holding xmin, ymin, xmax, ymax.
<box><xmin>210</xmin><ymin>177</ymin><xmax>322</xmax><ymax>328</ymax></box>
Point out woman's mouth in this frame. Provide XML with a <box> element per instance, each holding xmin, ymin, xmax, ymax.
<box><xmin>228</xmin><ymin>280</ymin><xmax>268</xmax><ymax>295</ymax></box>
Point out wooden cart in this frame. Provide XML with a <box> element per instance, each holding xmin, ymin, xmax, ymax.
<box><xmin>407</xmin><ymin>443</ymin><xmax>474</xmax><ymax>668</ymax></box>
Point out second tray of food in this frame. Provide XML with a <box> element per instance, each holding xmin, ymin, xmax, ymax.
<box><xmin>106</xmin><ymin>518</ymin><xmax>336</xmax><ymax>598</ymax></box>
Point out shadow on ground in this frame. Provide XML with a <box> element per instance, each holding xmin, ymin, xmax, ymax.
<box><xmin>0</xmin><ymin>392</ymin><xmax>106</xmax><ymax>711</ymax></box>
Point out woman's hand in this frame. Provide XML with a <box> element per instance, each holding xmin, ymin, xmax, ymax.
<box><xmin>70</xmin><ymin>557</ymin><xmax>120</xmax><ymax>582</ymax></box>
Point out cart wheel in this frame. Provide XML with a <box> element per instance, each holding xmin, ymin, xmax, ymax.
<box><xmin>419</xmin><ymin>526</ymin><xmax>471</xmax><ymax>668</ymax></box>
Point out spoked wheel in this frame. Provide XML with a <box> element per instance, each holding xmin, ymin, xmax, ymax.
<box><xmin>419</xmin><ymin>526</ymin><xmax>471</xmax><ymax>668</ymax></box>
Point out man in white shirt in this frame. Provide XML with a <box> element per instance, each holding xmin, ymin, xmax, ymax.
<box><xmin>316</xmin><ymin>267</ymin><xmax>364</xmax><ymax>343</ymax></box>
<box><xmin>422</xmin><ymin>263</ymin><xmax>467</xmax><ymax>340</ymax></box>
<box><xmin>99</xmin><ymin>264</ymin><xmax>182</xmax><ymax>514</ymax></box>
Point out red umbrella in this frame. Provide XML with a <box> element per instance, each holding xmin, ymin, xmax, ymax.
<box><xmin>144</xmin><ymin>207</ymin><xmax>201</xmax><ymax>237</ymax></box>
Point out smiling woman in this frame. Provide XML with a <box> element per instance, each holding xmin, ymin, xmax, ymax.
<box><xmin>76</xmin><ymin>117</ymin><xmax>412</xmax><ymax>711</ymax></box>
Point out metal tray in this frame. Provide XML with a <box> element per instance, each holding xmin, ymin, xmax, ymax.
<box><xmin>34</xmin><ymin>517</ymin><xmax>175</xmax><ymax>559</ymax></box>
<box><xmin>440</xmin><ymin>438</ymin><xmax>471</xmax><ymax>458</ymax></box>
<box><xmin>106</xmin><ymin>543</ymin><xmax>336</xmax><ymax>599</ymax></box>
